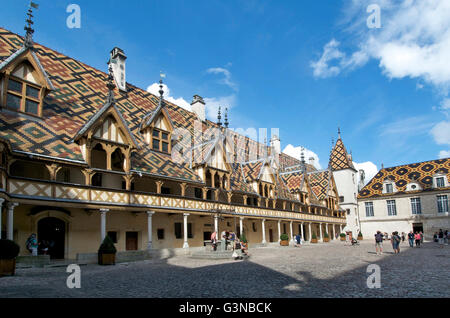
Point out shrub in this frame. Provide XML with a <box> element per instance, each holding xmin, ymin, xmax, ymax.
<box><xmin>339</xmin><ymin>233</ymin><xmax>346</xmax><ymax>238</ymax></box>
<box><xmin>358</xmin><ymin>232</ymin><xmax>363</xmax><ymax>237</ymax></box>
<box><xmin>311</xmin><ymin>233</ymin><xmax>317</xmax><ymax>239</ymax></box>
<box><xmin>98</xmin><ymin>236</ymin><xmax>117</xmax><ymax>254</ymax></box>
<box><xmin>0</xmin><ymin>240</ymin><xmax>20</xmax><ymax>259</ymax></box>
<box><xmin>239</xmin><ymin>233</ymin><xmax>248</xmax><ymax>244</ymax></box>
<box><xmin>324</xmin><ymin>232</ymin><xmax>329</xmax><ymax>238</ymax></box>
<box><xmin>280</xmin><ymin>234</ymin><xmax>289</xmax><ymax>241</ymax></box>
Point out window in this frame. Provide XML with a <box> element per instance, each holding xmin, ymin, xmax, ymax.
<box><xmin>157</xmin><ymin>229</ymin><xmax>164</xmax><ymax>240</ymax></box>
<box><xmin>4</xmin><ymin>63</ymin><xmax>42</xmax><ymax>116</ymax></box>
<box><xmin>161</xmin><ymin>187</ymin><xmax>171</xmax><ymax>195</ymax></box>
<box><xmin>187</xmin><ymin>223</ymin><xmax>193</xmax><ymax>239</ymax></box>
<box><xmin>194</xmin><ymin>188</ymin><xmax>202</xmax><ymax>199</ymax></box>
<box><xmin>437</xmin><ymin>195</ymin><xmax>448</xmax><ymax>213</ymax></box>
<box><xmin>346</xmin><ymin>209</ymin><xmax>350</xmax><ymax>215</ymax></box>
<box><xmin>387</xmin><ymin>200</ymin><xmax>397</xmax><ymax>216</ymax></box>
<box><xmin>411</xmin><ymin>198</ymin><xmax>422</xmax><ymax>215</ymax></box>
<box><xmin>436</xmin><ymin>177</ymin><xmax>445</xmax><ymax>188</ymax></box>
<box><xmin>339</xmin><ymin>196</ymin><xmax>344</xmax><ymax>203</ymax></box>
<box><xmin>283</xmin><ymin>223</ymin><xmax>287</xmax><ymax>234</ymax></box>
<box><xmin>174</xmin><ymin>223</ymin><xmax>182</xmax><ymax>239</ymax></box>
<box><xmin>365</xmin><ymin>202</ymin><xmax>374</xmax><ymax>217</ymax></box>
<box><xmin>150</xmin><ymin>128</ymin><xmax>170</xmax><ymax>153</ymax></box>
<box><xmin>385</xmin><ymin>183</ymin><xmax>393</xmax><ymax>193</ymax></box>
<box><xmin>92</xmin><ymin>173</ymin><xmax>103</xmax><ymax>187</ymax></box>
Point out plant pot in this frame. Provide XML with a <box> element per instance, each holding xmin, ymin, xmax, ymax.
<box><xmin>310</xmin><ymin>238</ymin><xmax>318</xmax><ymax>243</ymax></box>
<box><xmin>340</xmin><ymin>236</ymin><xmax>346</xmax><ymax>241</ymax></box>
<box><xmin>0</xmin><ymin>259</ymin><xmax>16</xmax><ymax>277</ymax></box>
<box><xmin>358</xmin><ymin>236</ymin><xmax>363</xmax><ymax>241</ymax></box>
<box><xmin>280</xmin><ymin>240</ymin><xmax>289</xmax><ymax>246</ymax></box>
<box><xmin>323</xmin><ymin>238</ymin><xmax>330</xmax><ymax>242</ymax></box>
<box><xmin>98</xmin><ymin>253</ymin><xmax>116</xmax><ymax>265</ymax></box>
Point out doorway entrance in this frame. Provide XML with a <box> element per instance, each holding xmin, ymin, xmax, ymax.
<box><xmin>126</xmin><ymin>232</ymin><xmax>138</xmax><ymax>251</ymax></box>
<box><xmin>269</xmin><ymin>229</ymin><xmax>274</xmax><ymax>242</ymax></box>
<box><xmin>37</xmin><ymin>217</ymin><xmax>66</xmax><ymax>259</ymax></box>
<box><xmin>413</xmin><ymin>223</ymin><xmax>423</xmax><ymax>234</ymax></box>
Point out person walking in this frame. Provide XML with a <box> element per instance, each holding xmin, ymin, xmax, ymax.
<box><xmin>391</xmin><ymin>231</ymin><xmax>401</xmax><ymax>254</ymax></box>
<box><xmin>295</xmin><ymin>234</ymin><xmax>301</xmax><ymax>247</ymax></box>
<box><xmin>414</xmin><ymin>232</ymin><xmax>421</xmax><ymax>248</ymax></box>
<box><xmin>210</xmin><ymin>231</ymin><xmax>217</xmax><ymax>251</ymax></box>
<box><xmin>420</xmin><ymin>231</ymin><xmax>424</xmax><ymax>243</ymax></box>
<box><xmin>408</xmin><ymin>231</ymin><xmax>415</xmax><ymax>248</ymax></box>
<box><xmin>401</xmin><ymin>232</ymin><xmax>405</xmax><ymax>243</ymax></box>
<box><xmin>438</xmin><ymin>229</ymin><xmax>444</xmax><ymax>248</ymax></box>
<box><xmin>375</xmin><ymin>231</ymin><xmax>383</xmax><ymax>255</ymax></box>
<box><xmin>444</xmin><ymin>230</ymin><xmax>448</xmax><ymax>246</ymax></box>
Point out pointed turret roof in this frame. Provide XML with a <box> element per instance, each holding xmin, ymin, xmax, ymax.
<box><xmin>329</xmin><ymin>132</ymin><xmax>356</xmax><ymax>171</ymax></box>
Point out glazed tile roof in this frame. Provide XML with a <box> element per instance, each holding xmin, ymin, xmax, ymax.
<box><xmin>358</xmin><ymin>158</ymin><xmax>450</xmax><ymax>199</ymax></box>
<box><xmin>329</xmin><ymin>138</ymin><xmax>355</xmax><ymax>171</ymax></box>
<box><xmin>308</xmin><ymin>169</ymin><xmax>332</xmax><ymax>201</ymax></box>
<box><xmin>280</xmin><ymin>171</ymin><xmax>305</xmax><ymax>193</ymax></box>
<box><xmin>0</xmin><ymin>27</ymin><xmax>307</xmax><ymax>187</ymax></box>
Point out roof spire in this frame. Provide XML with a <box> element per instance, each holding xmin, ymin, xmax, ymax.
<box><xmin>106</xmin><ymin>64</ymin><xmax>116</xmax><ymax>104</ymax></box>
<box><xmin>224</xmin><ymin>107</ymin><xmax>229</xmax><ymax>128</ymax></box>
<box><xmin>300</xmin><ymin>147</ymin><xmax>307</xmax><ymax>173</ymax></box>
<box><xmin>158</xmin><ymin>72</ymin><xmax>166</xmax><ymax>107</ymax></box>
<box><xmin>338</xmin><ymin>127</ymin><xmax>341</xmax><ymax>139</ymax></box>
<box><xmin>217</xmin><ymin>106</ymin><xmax>222</xmax><ymax>126</ymax></box>
<box><xmin>24</xmin><ymin>2</ymin><xmax>39</xmax><ymax>48</ymax></box>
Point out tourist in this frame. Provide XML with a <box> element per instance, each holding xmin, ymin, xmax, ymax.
<box><xmin>229</xmin><ymin>231</ymin><xmax>236</xmax><ymax>251</ymax></box>
<box><xmin>26</xmin><ymin>234</ymin><xmax>39</xmax><ymax>256</ymax></box>
<box><xmin>408</xmin><ymin>231</ymin><xmax>415</xmax><ymax>248</ymax></box>
<box><xmin>414</xmin><ymin>232</ymin><xmax>421</xmax><ymax>248</ymax></box>
<box><xmin>210</xmin><ymin>231</ymin><xmax>217</xmax><ymax>251</ymax></box>
<box><xmin>401</xmin><ymin>232</ymin><xmax>405</xmax><ymax>243</ymax></box>
<box><xmin>220</xmin><ymin>230</ymin><xmax>227</xmax><ymax>251</ymax></box>
<box><xmin>39</xmin><ymin>240</ymin><xmax>49</xmax><ymax>255</ymax></box>
<box><xmin>433</xmin><ymin>232</ymin><xmax>438</xmax><ymax>243</ymax></box>
<box><xmin>438</xmin><ymin>229</ymin><xmax>444</xmax><ymax>248</ymax></box>
<box><xmin>420</xmin><ymin>231</ymin><xmax>424</xmax><ymax>243</ymax></box>
<box><xmin>374</xmin><ymin>231</ymin><xmax>383</xmax><ymax>255</ymax></box>
<box><xmin>391</xmin><ymin>232</ymin><xmax>401</xmax><ymax>254</ymax></box>
<box><xmin>445</xmin><ymin>230</ymin><xmax>448</xmax><ymax>246</ymax></box>
<box><xmin>295</xmin><ymin>233</ymin><xmax>301</xmax><ymax>247</ymax></box>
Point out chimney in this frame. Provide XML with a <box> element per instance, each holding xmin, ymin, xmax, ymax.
<box><xmin>308</xmin><ymin>157</ymin><xmax>315</xmax><ymax>167</ymax></box>
<box><xmin>108</xmin><ymin>47</ymin><xmax>127</xmax><ymax>92</ymax></box>
<box><xmin>191</xmin><ymin>95</ymin><xmax>206</xmax><ymax>121</ymax></box>
<box><xmin>270</xmin><ymin>135</ymin><xmax>281</xmax><ymax>155</ymax></box>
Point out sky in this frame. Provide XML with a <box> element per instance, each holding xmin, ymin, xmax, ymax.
<box><xmin>2</xmin><ymin>0</ymin><xmax>450</xmax><ymax>184</ymax></box>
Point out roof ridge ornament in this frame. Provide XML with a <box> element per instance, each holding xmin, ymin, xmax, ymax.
<box><xmin>224</xmin><ymin>107</ymin><xmax>229</xmax><ymax>128</ymax></box>
<box><xmin>217</xmin><ymin>106</ymin><xmax>222</xmax><ymax>126</ymax></box>
<box><xmin>338</xmin><ymin>127</ymin><xmax>341</xmax><ymax>139</ymax></box>
<box><xmin>24</xmin><ymin>1</ymin><xmax>39</xmax><ymax>48</ymax></box>
<box><xmin>159</xmin><ymin>72</ymin><xmax>166</xmax><ymax>107</ymax></box>
<box><xmin>106</xmin><ymin>64</ymin><xmax>116</xmax><ymax>104</ymax></box>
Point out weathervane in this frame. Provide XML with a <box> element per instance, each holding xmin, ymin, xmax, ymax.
<box><xmin>24</xmin><ymin>1</ymin><xmax>39</xmax><ymax>48</ymax></box>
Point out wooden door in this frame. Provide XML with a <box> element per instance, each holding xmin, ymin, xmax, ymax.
<box><xmin>126</xmin><ymin>232</ymin><xmax>138</xmax><ymax>251</ymax></box>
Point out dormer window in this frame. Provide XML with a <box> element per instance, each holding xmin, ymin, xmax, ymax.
<box><xmin>436</xmin><ymin>176</ymin><xmax>445</xmax><ymax>188</ymax></box>
<box><xmin>385</xmin><ymin>183</ymin><xmax>393</xmax><ymax>193</ymax></box>
<box><xmin>151</xmin><ymin>128</ymin><xmax>171</xmax><ymax>154</ymax></box>
<box><xmin>3</xmin><ymin>63</ymin><xmax>42</xmax><ymax>116</ymax></box>
<box><xmin>382</xmin><ymin>178</ymin><xmax>396</xmax><ymax>194</ymax></box>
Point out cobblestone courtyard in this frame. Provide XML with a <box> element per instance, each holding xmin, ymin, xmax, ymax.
<box><xmin>0</xmin><ymin>240</ymin><xmax>448</xmax><ymax>298</ymax></box>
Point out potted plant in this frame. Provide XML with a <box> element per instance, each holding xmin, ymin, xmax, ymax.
<box><xmin>357</xmin><ymin>231</ymin><xmax>363</xmax><ymax>241</ymax></box>
<box><xmin>310</xmin><ymin>233</ymin><xmax>318</xmax><ymax>243</ymax></box>
<box><xmin>339</xmin><ymin>233</ymin><xmax>346</xmax><ymax>241</ymax></box>
<box><xmin>323</xmin><ymin>232</ymin><xmax>330</xmax><ymax>242</ymax></box>
<box><xmin>0</xmin><ymin>239</ymin><xmax>20</xmax><ymax>277</ymax></box>
<box><xmin>280</xmin><ymin>234</ymin><xmax>290</xmax><ymax>246</ymax></box>
<box><xmin>98</xmin><ymin>236</ymin><xmax>117</xmax><ymax>265</ymax></box>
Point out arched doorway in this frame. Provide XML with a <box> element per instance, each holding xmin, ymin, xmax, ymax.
<box><xmin>37</xmin><ymin>217</ymin><xmax>66</xmax><ymax>259</ymax></box>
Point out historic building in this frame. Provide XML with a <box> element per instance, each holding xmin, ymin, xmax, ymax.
<box><xmin>0</xmin><ymin>20</ymin><xmax>346</xmax><ymax>260</ymax></box>
<box><xmin>329</xmin><ymin>131</ymin><xmax>360</xmax><ymax>234</ymax></box>
<box><xmin>358</xmin><ymin>158</ymin><xmax>450</xmax><ymax>240</ymax></box>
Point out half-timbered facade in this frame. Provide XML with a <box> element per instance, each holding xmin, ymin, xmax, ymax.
<box><xmin>0</xmin><ymin>26</ymin><xmax>345</xmax><ymax>260</ymax></box>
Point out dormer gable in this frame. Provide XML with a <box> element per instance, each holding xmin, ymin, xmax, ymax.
<box><xmin>141</xmin><ymin>105</ymin><xmax>174</xmax><ymax>155</ymax></box>
<box><xmin>0</xmin><ymin>47</ymin><xmax>54</xmax><ymax>117</ymax></box>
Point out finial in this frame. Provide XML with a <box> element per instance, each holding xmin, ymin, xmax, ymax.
<box><xmin>300</xmin><ymin>147</ymin><xmax>306</xmax><ymax>173</ymax></box>
<box><xmin>159</xmin><ymin>72</ymin><xmax>166</xmax><ymax>98</ymax></box>
<box><xmin>106</xmin><ymin>64</ymin><xmax>116</xmax><ymax>104</ymax></box>
<box><xmin>338</xmin><ymin>127</ymin><xmax>341</xmax><ymax>139</ymax></box>
<box><xmin>217</xmin><ymin>106</ymin><xmax>222</xmax><ymax>126</ymax></box>
<box><xmin>224</xmin><ymin>107</ymin><xmax>229</xmax><ymax>128</ymax></box>
<box><xmin>24</xmin><ymin>2</ymin><xmax>39</xmax><ymax>48</ymax></box>
<box><xmin>331</xmin><ymin>137</ymin><xmax>335</xmax><ymax>147</ymax></box>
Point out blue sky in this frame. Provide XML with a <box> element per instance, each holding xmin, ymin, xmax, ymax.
<box><xmin>2</xmin><ymin>0</ymin><xmax>450</xmax><ymax>180</ymax></box>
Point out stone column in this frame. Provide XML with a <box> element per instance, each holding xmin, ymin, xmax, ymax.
<box><xmin>239</xmin><ymin>217</ymin><xmax>244</xmax><ymax>238</ymax></box>
<box><xmin>319</xmin><ymin>223</ymin><xmax>323</xmax><ymax>242</ymax></box>
<box><xmin>214</xmin><ymin>215</ymin><xmax>219</xmax><ymax>235</ymax></box>
<box><xmin>290</xmin><ymin>221</ymin><xmax>294</xmax><ymax>244</ymax></box>
<box><xmin>277</xmin><ymin>220</ymin><xmax>281</xmax><ymax>243</ymax></box>
<box><xmin>147</xmin><ymin>211</ymin><xmax>155</xmax><ymax>250</ymax></box>
<box><xmin>300</xmin><ymin>222</ymin><xmax>304</xmax><ymax>243</ymax></box>
<box><xmin>183</xmin><ymin>213</ymin><xmax>190</xmax><ymax>249</ymax></box>
<box><xmin>100</xmin><ymin>209</ymin><xmax>109</xmax><ymax>242</ymax></box>
<box><xmin>261</xmin><ymin>219</ymin><xmax>267</xmax><ymax>244</ymax></box>
<box><xmin>0</xmin><ymin>198</ymin><xmax>4</xmax><ymax>239</ymax></box>
<box><xmin>7</xmin><ymin>202</ymin><xmax>18</xmax><ymax>241</ymax></box>
<box><xmin>339</xmin><ymin>224</ymin><xmax>343</xmax><ymax>235</ymax></box>
<box><xmin>308</xmin><ymin>222</ymin><xmax>312</xmax><ymax>241</ymax></box>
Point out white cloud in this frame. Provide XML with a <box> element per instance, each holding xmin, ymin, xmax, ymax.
<box><xmin>439</xmin><ymin>150</ymin><xmax>450</xmax><ymax>158</ymax></box>
<box><xmin>146</xmin><ymin>83</ymin><xmax>192</xmax><ymax>111</ymax></box>
<box><xmin>430</xmin><ymin>121</ymin><xmax>450</xmax><ymax>145</ymax></box>
<box><xmin>353</xmin><ymin>161</ymin><xmax>379</xmax><ymax>186</ymax></box>
<box><xmin>204</xmin><ymin>95</ymin><xmax>237</xmax><ymax>121</ymax></box>
<box><xmin>282</xmin><ymin>144</ymin><xmax>322</xmax><ymax>170</ymax></box>
<box><xmin>206</xmin><ymin>67</ymin><xmax>238</xmax><ymax>91</ymax></box>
